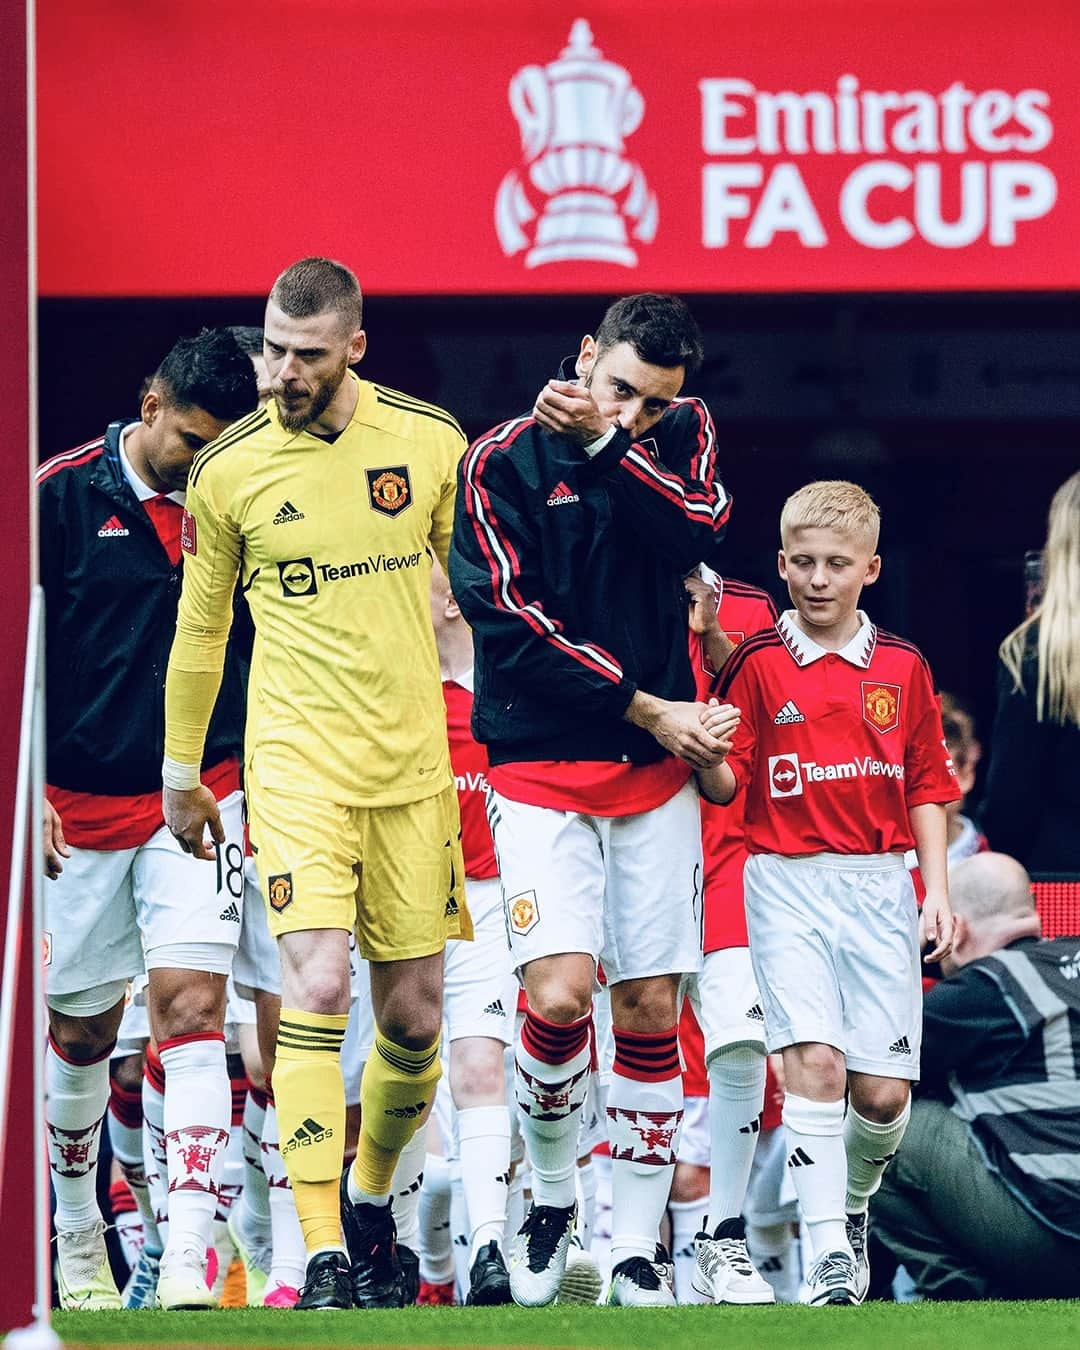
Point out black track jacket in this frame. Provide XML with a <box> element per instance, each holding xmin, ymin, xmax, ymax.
<box><xmin>39</xmin><ymin>420</ymin><xmax>244</xmax><ymax>795</ymax></box>
<box><xmin>449</xmin><ymin>378</ymin><xmax>731</xmax><ymax>766</ymax></box>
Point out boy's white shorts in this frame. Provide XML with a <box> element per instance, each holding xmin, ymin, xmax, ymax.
<box><xmin>489</xmin><ymin>780</ymin><xmax>704</xmax><ymax>984</ymax></box>
<box><xmin>46</xmin><ymin>790</ymin><xmax>245</xmax><ymax>1003</ymax></box>
<box><xmin>683</xmin><ymin>946</ymin><xmax>766</xmax><ymax>1061</ymax></box>
<box><xmin>744</xmin><ymin>851</ymin><xmax>922</xmax><ymax>1079</ymax></box>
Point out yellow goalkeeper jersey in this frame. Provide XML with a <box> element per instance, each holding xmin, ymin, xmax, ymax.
<box><xmin>165</xmin><ymin>374</ymin><xmax>465</xmax><ymax>806</ymax></box>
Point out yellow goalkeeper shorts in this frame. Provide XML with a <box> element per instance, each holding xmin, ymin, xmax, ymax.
<box><xmin>246</xmin><ymin>766</ymin><xmax>471</xmax><ymax>961</ymax></box>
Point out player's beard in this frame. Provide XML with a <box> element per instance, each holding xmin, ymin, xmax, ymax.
<box><xmin>275</xmin><ymin>355</ymin><xmax>349</xmax><ymax>432</ymax></box>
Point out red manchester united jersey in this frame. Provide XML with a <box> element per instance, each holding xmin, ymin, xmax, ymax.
<box><xmin>716</xmin><ymin>611</ymin><xmax>959</xmax><ymax>857</ymax></box>
<box><xmin>443</xmin><ymin>677</ymin><xmax>498</xmax><ymax>880</ymax></box>
<box><xmin>691</xmin><ymin>574</ymin><xmax>779</xmax><ymax>951</ymax></box>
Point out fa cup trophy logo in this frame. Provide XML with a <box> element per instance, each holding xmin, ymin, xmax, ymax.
<box><xmin>495</xmin><ymin>19</ymin><xmax>658</xmax><ymax>267</ymax></box>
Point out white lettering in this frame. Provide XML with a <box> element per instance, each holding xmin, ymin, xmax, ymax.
<box><xmin>840</xmin><ymin>162</ymin><xmax>914</xmax><ymax>248</ymax></box>
<box><xmin>702</xmin><ymin>164</ymin><xmax>762</xmax><ymax>245</ymax></box>
<box><xmin>940</xmin><ymin>81</ymin><xmax>975</xmax><ymax>153</ymax></box>
<box><xmin>746</xmin><ymin>164</ymin><xmax>827</xmax><ymax>247</ymax></box>
<box><xmin>1013</xmin><ymin>90</ymin><xmax>1053</xmax><ymax>152</ymax></box>
<box><xmin>836</xmin><ymin>74</ymin><xmax>861</xmax><ymax>153</ymax></box>
<box><xmin>916</xmin><ymin>161</ymin><xmax>986</xmax><ymax>248</ymax></box>
<box><xmin>892</xmin><ymin>92</ymin><xmax>940</xmax><ymax>153</ymax></box>
<box><xmin>969</xmin><ymin>90</ymin><xmax>1014</xmax><ymax>152</ymax></box>
<box><xmin>990</xmin><ymin>161</ymin><xmax>1057</xmax><ymax>244</ymax></box>
<box><xmin>755</xmin><ymin>91</ymin><xmax>836</xmax><ymax>154</ymax></box>
<box><xmin>700</xmin><ymin>79</ymin><xmax>756</xmax><ymax>153</ymax></box>
<box><xmin>860</xmin><ymin>90</ymin><xmax>902</xmax><ymax>154</ymax></box>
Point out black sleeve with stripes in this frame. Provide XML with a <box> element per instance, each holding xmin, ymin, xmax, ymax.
<box><xmin>603</xmin><ymin>400</ymin><xmax>732</xmax><ymax>572</ymax></box>
<box><xmin>449</xmin><ymin>436</ymin><xmax>637</xmax><ymax>719</ymax></box>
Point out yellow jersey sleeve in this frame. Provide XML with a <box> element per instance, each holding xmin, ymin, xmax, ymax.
<box><xmin>164</xmin><ymin>464</ymin><xmax>242</xmax><ymax>769</ymax></box>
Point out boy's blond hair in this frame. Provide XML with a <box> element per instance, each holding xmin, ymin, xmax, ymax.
<box><xmin>780</xmin><ymin>480</ymin><xmax>880</xmax><ymax>551</ymax></box>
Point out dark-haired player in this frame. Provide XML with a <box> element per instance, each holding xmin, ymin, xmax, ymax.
<box><xmin>162</xmin><ymin>258</ymin><xmax>470</xmax><ymax>1312</ymax></box>
<box><xmin>39</xmin><ymin>328</ymin><xmax>257</xmax><ymax>1310</ymax></box>
<box><xmin>450</xmin><ymin>294</ymin><xmax>732</xmax><ymax>1307</ymax></box>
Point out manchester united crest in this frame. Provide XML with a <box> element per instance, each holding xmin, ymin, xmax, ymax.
<box><xmin>862</xmin><ymin>681</ymin><xmax>901</xmax><ymax>734</ymax></box>
<box><xmin>366</xmin><ymin>466</ymin><xmax>412</xmax><ymax>517</ymax></box>
<box><xmin>508</xmin><ymin>890</ymin><xmax>539</xmax><ymax>936</ymax></box>
<box><xmin>268</xmin><ymin>872</ymin><xmax>293</xmax><ymax>912</ymax></box>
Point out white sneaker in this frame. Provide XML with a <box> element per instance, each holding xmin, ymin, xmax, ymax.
<box><xmin>508</xmin><ymin>1203</ymin><xmax>576</xmax><ymax>1307</ymax></box>
<box><xmin>54</xmin><ymin>1221</ymin><xmax>121</xmax><ymax>1310</ymax></box>
<box><xmin>692</xmin><ymin>1217</ymin><xmax>775</xmax><ymax>1304</ymax></box>
<box><xmin>607</xmin><ymin>1253</ymin><xmax>676</xmax><ymax>1307</ymax></box>
<box><xmin>801</xmin><ymin>1248</ymin><xmax>860</xmax><ymax>1306</ymax></box>
<box><xmin>157</xmin><ymin>1247</ymin><xmax>218</xmax><ymax>1310</ymax></box>
<box><xmin>121</xmin><ymin>1247</ymin><xmax>161</xmax><ymax>1309</ymax></box>
<box><xmin>846</xmin><ymin>1212</ymin><xmax>870</xmax><ymax>1303</ymax></box>
<box><xmin>556</xmin><ymin>1239</ymin><xmax>604</xmax><ymax>1305</ymax></box>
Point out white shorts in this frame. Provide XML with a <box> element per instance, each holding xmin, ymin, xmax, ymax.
<box><xmin>233</xmin><ymin>856</ymin><xmax>282</xmax><ymax>997</ymax></box>
<box><xmin>443</xmin><ymin>877</ymin><xmax>517</xmax><ymax>1046</ymax></box>
<box><xmin>45</xmin><ymin>791</ymin><xmax>245</xmax><ymax>1001</ymax></box>
<box><xmin>593</xmin><ymin>983</ymin><xmax>614</xmax><ymax>1088</ymax></box>
<box><xmin>683</xmin><ymin>946</ymin><xmax>765</xmax><ymax>1060</ymax></box>
<box><xmin>112</xmin><ymin>982</ymin><xmax>148</xmax><ymax>1060</ymax></box>
<box><xmin>677</xmin><ymin>1096</ymin><xmax>709</xmax><ymax>1167</ymax></box>
<box><xmin>112</xmin><ymin>971</ymin><xmax>256</xmax><ymax>1057</ymax></box>
<box><xmin>489</xmin><ymin>780</ymin><xmax>703</xmax><ymax>985</ymax></box>
<box><xmin>744</xmin><ymin>852</ymin><xmax>922</xmax><ymax>1079</ymax></box>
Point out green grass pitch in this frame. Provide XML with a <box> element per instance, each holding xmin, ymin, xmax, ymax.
<box><xmin>46</xmin><ymin>1301</ymin><xmax>1080</xmax><ymax>1350</ymax></box>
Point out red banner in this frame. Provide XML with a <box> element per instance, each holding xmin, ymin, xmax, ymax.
<box><xmin>38</xmin><ymin>0</ymin><xmax>1080</xmax><ymax>295</ymax></box>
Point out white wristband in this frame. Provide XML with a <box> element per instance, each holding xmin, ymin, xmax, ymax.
<box><xmin>162</xmin><ymin>757</ymin><xmax>201</xmax><ymax>791</ymax></box>
<box><xmin>583</xmin><ymin>424</ymin><xmax>618</xmax><ymax>458</ymax></box>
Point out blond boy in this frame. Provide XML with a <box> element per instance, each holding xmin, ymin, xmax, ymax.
<box><xmin>698</xmin><ymin>481</ymin><xmax>958</xmax><ymax>1305</ymax></box>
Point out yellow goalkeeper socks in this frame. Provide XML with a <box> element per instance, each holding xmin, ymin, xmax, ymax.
<box><xmin>350</xmin><ymin>1030</ymin><xmax>442</xmax><ymax>1198</ymax></box>
<box><xmin>273</xmin><ymin>1008</ymin><xmax>349</xmax><ymax>1252</ymax></box>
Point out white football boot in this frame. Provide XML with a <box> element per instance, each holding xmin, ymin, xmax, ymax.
<box><xmin>508</xmin><ymin>1203</ymin><xmax>576</xmax><ymax>1307</ymax></box>
<box><xmin>692</xmin><ymin>1216</ymin><xmax>775</xmax><ymax>1304</ymax></box>
<box><xmin>55</xmin><ymin>1220</ymin><xmax>121</xmax><ymax>1310</ymax></box>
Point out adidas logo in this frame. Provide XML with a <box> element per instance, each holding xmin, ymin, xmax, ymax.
<box><xmin>282</xmin><ymin>1117</ymin><xmax>332</xmax><ymax>1154</ymax></box>
<box><xmin>444</xmin><ymin>896</ymin><xmax>459</xmax><ymax>917</ymax></box>
<box><xmin>759</xmin><ymin>1256</ymin><xmax>783</xmax><ymax>1274</ymax></box>
<box><xmin>867</xmin><ymin>1152</ymin><xmax>898</xmax><ymax>1166</ymax></box>
<box><xmin>97</xmin><ymin>514</ymin><xmax>129</xmax><ymax>538</ymax></box>
<box><xmin>745</xmin><ymin>1003</ymin><xmax>765</xmax><ymax>1022</ymax></box>
<box><xmin>546</xmin><ymin>480</ymin><xmax>580</xmax><ymax>507</ymax></box>
<box><xmin>889</xmin><ymin>1035</ymin><xmax>912</xmax><ymax>1055</ymax></box>
<box><xmin>773</xmin><ymin>699</ymin><xmax>805</xmax><ymax>725</ymax></box>
<box><xmin>482</xmin><ymin>998</ymin><xmax>507</xmax><ymax>1018</ymax></box>
<box><xmin>738</xmin><ymin>1117</ymin><xmax>762</xmax><ymax>1136</ymax></box>
<box><xmin>272</xmin><ymin>500</ymin><xmax>305</xmax><ymax>524</ymax></box>
<box><xmin>219</xmin><ymin>901</ymin><xmax>240</xmax><ymax>923</ymax></box>
<box><xmin>384</xmin><ymin>1100</ymin><xmax>427</xmax><ymax>1120</ymax></box>
<box><xmin>787</xmin><ymin>1147</ymin><xmax>815</xmax><ymax>1168</ymax></box>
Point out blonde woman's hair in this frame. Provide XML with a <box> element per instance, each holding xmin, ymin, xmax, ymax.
<box><xmin>780</xmin><ymin>480</ymin><xmax>880</xmax><ymax>552</ymax></box>
<box><xmin>1000</xmin><ymin>470</ymin><xmax>1080</xmax><ymax>726</ymax></box>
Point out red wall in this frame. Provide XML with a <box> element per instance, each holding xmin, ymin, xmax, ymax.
<box><xmin>37</xmin><ymin>0</ymin><xmax>1080</xmax><ymax>296</ymax></box>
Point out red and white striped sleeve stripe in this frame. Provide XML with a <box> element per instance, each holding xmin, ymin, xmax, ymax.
<box><xmin>621</xmin><ymin>445</ymin><xmax>730</xmax><ymax>529</ymax></box>
<box><xmin>461</xmin><ymin>418</ymin><xmax>625</xmax><ymax>684</ymax></box>
<box><xmin>672</xmin><ymin>395</ymin><xmax>718</xmax><ymax>485</ymax></box>
<box><xmin>36</xmin><ymin>437</ymin><xmax>105</xmax><ymax>483</ymax></box>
